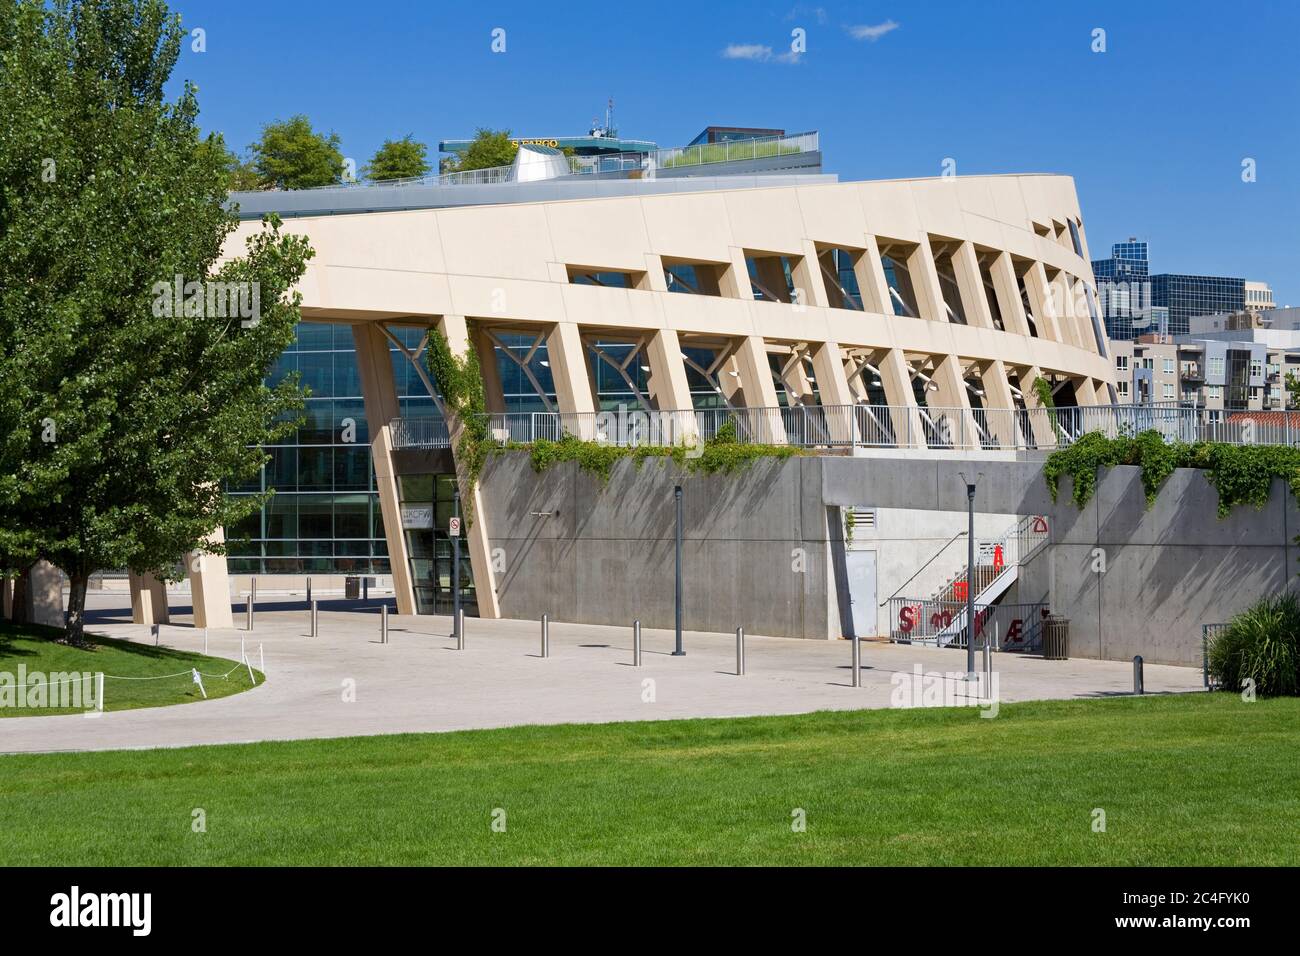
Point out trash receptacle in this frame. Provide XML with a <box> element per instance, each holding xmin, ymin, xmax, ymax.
<box><xmin>345</xmin><ymin>576</ymin><xmax>361</xmax><ymax>600</ymax></box>
<box><xmin>1043</xmin><ymin>615</ymin><xmax>1069</xmax><ymax>660</ymax></box>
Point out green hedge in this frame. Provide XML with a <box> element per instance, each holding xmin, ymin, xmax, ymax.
<box><xmin>1044</xmin><ymin>431</ymin><xmax>1300</xmax><ymax>516</ymax></box>
<box><xmin>1208</xmin><ymin>594</ymin><xmax>1300</xmax><ymax>696</ymax></box>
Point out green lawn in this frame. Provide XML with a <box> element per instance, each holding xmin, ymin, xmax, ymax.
<box><xmin>0</xmin><ymin>623</ymin><xmax>262</xmax><ymax>717</ymax></box>
<box><xmin>1</xmin><ymin>694</ymin><xmax>1296</xmax><ymax>865</ymax></box>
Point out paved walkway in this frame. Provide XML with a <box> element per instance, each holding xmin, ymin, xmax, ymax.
<box><xmin>0</xmin><ymin>593</ymin><xmax>1204</xmax><ymax>754</ymax></box>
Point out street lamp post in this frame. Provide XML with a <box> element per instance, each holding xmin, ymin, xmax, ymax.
<box><xmin>452</xmin><ymin>488</ymin><xmax>462</xmax><ymax>642</ymax></box>
<box><xmin>962</xmin><ymin>476</ymin><xmax>977</xmax><ymax>680</ymax></box>
<box><xmin>673</xmin><ymin>484</ymin><xmax>684</xmax><ymax>656</ymax></box>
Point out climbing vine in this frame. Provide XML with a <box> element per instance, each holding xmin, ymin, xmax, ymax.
<box><xmin>1032</xmin><ymin>375</ymin><xmax>1064</xmax><ymax>442</ymax></box>
<box><xmin>426</xmin><ymin>328</ymin><xmax>490</xmax><ymax>524</ymax></box>
<box><xmin>1044</xmin><ymin>430</ymin><xmax>1300</xmax><ymax>516</ymax></box>
<box><xmin>526</xmin><ymin>423</ymin><xmax>802</xmax><ymax>483</ymax></box>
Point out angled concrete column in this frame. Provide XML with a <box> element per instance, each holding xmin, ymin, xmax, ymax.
<box><xmin>911</xmin><ymin>236</ymin><xmax>950</xmax><ymax>325</ymax></box>
<box><xmin>129</xmin><ymin>571</ymin><xmax>169</xmax><ymax>626</ymax></box>
<box><xmin>722</xmin><ymin>247</ymin><xmax>753</xmax><ymax>300</ymax></box>
<box><xmin>977</xmin><ymin>359</ymin><xmax>1020</xmax><ymax>448</ymax></box>
<box><xmin>437</xmin><ymin>315</ymin><xmax>502</xmax><ymax>620</ymax></box>
<box><xmin>471</xmin><ymin>326</ymin><xmax>506</xmax><ymax>415</ymax></box>
<box><xmin>927</xmin><ymin>354</ymin><xmax>981</xmax><ymax>449</ymax></box>
<box><xmin>858</xmin><ymin>236</ymin><xmax>894</xmax><ymax>315</ymax></box>
<box><xmin>1024</xmin><ymin>262</ymin><xmax>1064</xmax><ymax>342</ymax></box>
<box><xmin>187</xmin><ymin>530</ymin><xmax>234</xmax><ymax>629</ymax></box>
<box><xmin>1071</xmin><ymin>375</ymin><xmax>1098</xmax><ymax>407</ymax></box>
<box><xmin>811</xmin><ymin>341</ymin><xmax>856</xmax><ymax>443</ymax></box>
<box><xmin>777</xmin><ymin>348</ymin><xmax>815</xmax><ymax>405</ymax></box>
<box><xmin>879</xmin><ymin>348</ymin><xmax>926</xmax><ymax>448</ymax></box>
<box><xmin>645</xmin><ymin>328</ymin><xmax>698</xmax><ymax>445</ymax></box>
<box><xmin>545</xmin><ymin>321</ymin><xmax>597</xmax><ymax>438</ymax></box>
<box><xmin>796</xmin><ymin>240</ymin><xmax>829</xmax><ymax>308</ymax></box>
<box><xmin>952</xmin><ymin>241</ymin><xmax>995</xmax><ymax>329</ymax></box>
<box><xmin>990</xmin><ymin>252</ymin><xmax>1032</xmax><ymax>337</ymax></box>
<box><xmin>354</xmin><ymin>322</ymin><xmax>417</xmax><ymax>616</ymax></box>
<box><xmin>642</xmin><ymin>254</ymin><xmax>668</xmax><ymax>292</ymax></box>
<box><xmin>1017</xmin><ymin>363</ymin><xmax>1060</xmax><ymax>448</ymax></box>
<box><xmin>734</xmin><ymin>335</ymin><xmax>784</xmax><ymax>444</ymax></box>
<box><xmin>26</xmin><ymin>560</ymin><xmax>64</xmax><ymax>628</ymax></box>
<box><xmin>1052</xmin><ymin>272</ymin><xmax>1082</xmax><ymax>348</ymax></box>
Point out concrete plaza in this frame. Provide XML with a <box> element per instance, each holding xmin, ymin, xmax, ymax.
<box><xmin>0</xmin><ymin>591</ymin><xmax>1204</xmax><ymax>755</ymax></box>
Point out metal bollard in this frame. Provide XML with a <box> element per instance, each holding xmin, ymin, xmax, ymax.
<box><xmin>310</xmin><ymin>600</ymin><xmax>318</xmax><ymax>638</ymax></box>
<box><xmin>381</xmin><ymin>604</ymin><xmax>388</xmax><ymax>644</ymax></box>
<box><xmin>250</xmin><ymin>576</ymin><xmax>257</xmax><ymax>615</ymax></box>
<box><xmin>245</xmin><ymin>594</ymin><xmax>253</xmax><ymax>632</ymax></box>
<box><xmin>983</xmin><ymin>641</ymin><xmax>992</xmax><ymax>698</ymax></box>
<box><xmin>151</xmin><ymin>623</ymin><xmax>160</xmax><ymax>646</ymax></box>
<box><xmin>851</xmin><ymin>636</ymin><xmax>861</xmax><ymax>687</ymax></box>
<box><xmin>735</xmin><ymin>626</ymin><xmax>745</xmax><ymax>676</ymax></box>
<box><xmin>1133</xmin><ymin>655</ymin><xmax>1144</xmax><ymax>695</ymax></box>
<box><xmin>541</xmin><ymin>613</ymin><xmax>549</xmax><ymax>658</ymax></box>
<box><xmin>363</xmin><ymin>576</ymin><xmax>370</xmax><ymax>602</ymax></box>
<box><xmin>633</xmin><ymin>620</ymin><xmax>642</xmax><ymax>667</ymax></box>
<box><xmin>306</xmin><ymin>576</ymin><xmax>312</xmax><ymax>605</ymax></box>
<box><xmin>456</xmin><ymin>609</ymin><xmax>465</xmax><ymax>650</ymax></box>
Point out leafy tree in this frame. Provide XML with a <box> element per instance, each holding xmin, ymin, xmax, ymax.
<box><xmin>199</xmin><ymin>134</ymin><xmax>261</xmax><ymax>192</ymax></box>
<box><xmin>364</xmin><ymin>135</ymin><xmax>430</xmax><ymax>181</ymax></box>
<box><xmin>249</xmin><ymin>114</ymin><xmax>344</xmax><ymax>189</ymax></box>
<box><xmin>0</xmin><ymin>0</ymin><xmax>312</xmax><ymax>642</ymax></box>
<box><xmin>448</xmin><ymin>128</ymin><xmax>516</xmax><ymax>172</ymax></box>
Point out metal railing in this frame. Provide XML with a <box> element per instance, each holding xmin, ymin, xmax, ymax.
<box><xmin>389</xmin><ymin>403</ymin><xmax>1300</xmax><ymax>453</ymax></box>
<box><xmin>388</xmin><ymin>417</ymin><xmax>451</xmax><ymax>449</ymax></box>
<box><xmin>888</xmin><ymin>599</ymin><xmax>1047</xmax><ymax>652</ymax></box>
<box><xmin>1201</xmin><ymin>623</ymin><xmax>1228</xmax><ymax>689</ymax></box>
<box><xmin>651</xmin><ymin>131</ymin><xmax>819</xmax><ymax>170</ymax></box>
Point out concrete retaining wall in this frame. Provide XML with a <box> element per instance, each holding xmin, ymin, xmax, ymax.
<box><xmin>479</xmin><ymin>453</ymin><xmax>836</xmax><ymax>639</ymax></box>
<box><xmin>478</xmin><ymin>452</ymin><xmax>1299</xmax><ymax>665</ymax></box>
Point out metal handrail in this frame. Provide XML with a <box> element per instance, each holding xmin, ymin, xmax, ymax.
<box><xmin>388</xmin><ymin>403</ymin><xmax>1300</xmax><ymax>453</ymax></box>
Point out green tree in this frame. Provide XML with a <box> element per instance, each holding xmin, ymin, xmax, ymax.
<box><xmin>249</xmin><ymin>114</ymin><xmax>345</xmax><ymax>189</ymax></box>
<box><xmin>364</xmin><ymin>135</ymin><xmax>430</xmax><ymax>181</ymax></box>
<box><xmin>0</xmin><ymin>0</ymin><xmax>312</xmax><ymax>642</ymax></box>
<box><xmin>448</xmin><ymin>128</ymin><xmax>516</xmax><ymax>173</ymax></box>
<box><xmin>200</xmin><ymin>134</ymin><xmax>261</xmax><ymax>192</ymax></box>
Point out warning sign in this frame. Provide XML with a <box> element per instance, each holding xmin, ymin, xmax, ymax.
<box><xmin>449</xmin><ymin>517</ymin><xmax>461</xmax><ymax>537</ymax></box>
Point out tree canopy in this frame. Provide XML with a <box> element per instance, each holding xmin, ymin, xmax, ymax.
<box><xmin>0</xmin><ymin>0</ymin><xmax>312</xmax><ymax>641</ymax></box>
<box><xmin>445</xmin><ymin>128</ymin><xmax>517</xmax><ymax>173</ymax></box>
<box><xmin>249</xmin><ymin>114</ymin><xmax>345</xmax><ymax>190</ymax></box>
<box><xmin>364</xmin><ymin>135</ymin><xmax>430</xmax><ymax>181</ymax></box>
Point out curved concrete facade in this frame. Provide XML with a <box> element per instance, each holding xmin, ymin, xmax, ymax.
<box><xmin>215</xmin><ymin>173</ymin><xmax>1115</xmax><ymax>619</ymax></box>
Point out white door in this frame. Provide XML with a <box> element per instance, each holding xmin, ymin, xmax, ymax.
<box><xmin>845</xmin><ymin>550</ymin><xmax>878</xmax><ymax>637</ymax></box>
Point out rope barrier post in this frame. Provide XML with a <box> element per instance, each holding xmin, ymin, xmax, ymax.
<box><xmin>259</xmin><ymin>643</ymin><xmax>265</xmax><ymax>674</ymax></box>
<box><xmin>96</xmin><ymin>672</ymin><xmax>104</xmax><ymax>712</ymax></box>
<box><xmin>243</xmin><ymin>650</ymin><xmax>256</xmax><ymax>686</ymax></box>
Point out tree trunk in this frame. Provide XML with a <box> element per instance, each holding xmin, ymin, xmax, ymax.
<box><xmin>10</xmin><ymin>569</ymin><xmax>29</xmax><ymax>624</ymax></box>
<box><xmin>64</xmin><ymin>569</ymin><xmax>89</xmax><ymax>645</ymax></box>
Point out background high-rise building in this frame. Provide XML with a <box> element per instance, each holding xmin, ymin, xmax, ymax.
<box><xmin>1091</xmin><ymin>238</ymin><xmax>1267</xmax><ymax>340</ymax></box>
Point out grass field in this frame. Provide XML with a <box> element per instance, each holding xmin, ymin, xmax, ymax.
<box><xmin>1</xmin><ymin>694</ymin><xmax>1296</xmax><ymax>865</ymax></box>
<box><xmin>0</xmin><ymin>624</ymin><xmax>262</xmax><ymax>717</ymax></box>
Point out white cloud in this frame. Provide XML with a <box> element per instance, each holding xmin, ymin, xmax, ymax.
<box><xmin>846</xmin><ymin>19</ymin><xmax>900</xmax><ymax>42</ymax></box>
<box><xmin>721</xmin><ymin>43</ymin><xmax>803</xmax><ymax>64</ymax></box>
<box><xmin>722</xmin><ymin>43</ymin><xmax>775</xmax><ymax>61</ymax></box>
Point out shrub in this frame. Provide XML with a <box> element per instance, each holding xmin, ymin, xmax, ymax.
<box><xmin>1208</xmin><ymin>594</ymin><xmax>1300</xmax><ymax>696</ymax></box>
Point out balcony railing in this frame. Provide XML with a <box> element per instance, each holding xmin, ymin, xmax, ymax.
<box><xmin>387</xmin><ymin>402</ymin><xmax>1300</xmax><ymax>453</ymax></box>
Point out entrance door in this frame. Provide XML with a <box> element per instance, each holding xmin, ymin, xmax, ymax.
<box><xmin>845</xmin><ymin>550</ymin><xmax>878</xmax><ymax>637</ymax></box>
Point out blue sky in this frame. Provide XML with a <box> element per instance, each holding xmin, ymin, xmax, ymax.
<box><xmin>173</xmin><ymin>0</ymin><xmax>1298</xmax><ymax>304</ymax></box>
